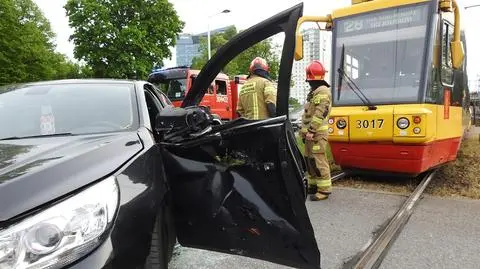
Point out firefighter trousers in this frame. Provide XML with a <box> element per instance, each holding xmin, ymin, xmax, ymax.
<box><xmin>304</xmin><ymin>136</ymin><xmax>332</xmax><ymax>195</ymax></box>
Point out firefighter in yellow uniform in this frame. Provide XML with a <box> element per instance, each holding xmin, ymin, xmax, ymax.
<box><xmin>300</xmin><ymin>60</ymin><xmax>332</xmax><ymax>201</ymax></box>
<box><xmin>236</xmin><ymin>57</ymin><xmax>277</xmax><ymax>120</ymax></box>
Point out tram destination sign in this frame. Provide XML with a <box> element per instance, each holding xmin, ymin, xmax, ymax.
<box><xmin>336</xmin><ymin>3</ymin><xmax>429</xmax><ymax>36</ymax></box>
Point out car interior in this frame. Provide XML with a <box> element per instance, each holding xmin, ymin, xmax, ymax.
<box><xmin>143</xmin><ymin>88</ymin><xmax>163</xmax><ymax>130</ymax></box>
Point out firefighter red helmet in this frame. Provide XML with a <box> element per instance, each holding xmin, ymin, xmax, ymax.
<box><xmin>305</xmin><ymin>60</ymin><xmax>327</xmax><ymax>81</ymax></box>
<box><xmin>249</xmin><ymin>57</ymin><xmax>269</xmax><ymax>73</ymax></box>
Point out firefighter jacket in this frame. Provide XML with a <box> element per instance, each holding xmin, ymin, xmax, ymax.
<box><xmin>236</xmin><ymin>75</ymin><xmax>277</xmax><ymax>120</ymax></box>
<box><xmin>301</xmin><ymin>85</ymin><xmax>332</xmax><ymax>137</ymax></box>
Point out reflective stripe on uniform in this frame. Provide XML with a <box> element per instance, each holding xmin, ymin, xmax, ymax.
<box><xmin>313</xmin><ymin>94</ymin><xmax>329</xmax><ymax>104</ymax></box>
<box><xmin>317</xmin><ymin>179</ymin><xmax>332</xmax><ymax>187</ymax></box>
<box><xmin>253</xmin><ymin>92</ymin><xmax>259</xmax><ymax>119</ymax></box>
<box><xmin>308</xmin><ymin>125</ymin><xmax>328</xmax><ymax>133</ymax></box>
<box><xmin>312</xmin><ymin>145</ymin><xmax>321</xmax><ymax>151</ymax></box>
<box><xmin>312</xmin><ymin>116</ymin><xmax>323</xmax><ymax>125</ymax></box>
<box><xmin>307</xmin><ymin>175</ymin><xmax>316</xmax><ymax>185</ymax></box>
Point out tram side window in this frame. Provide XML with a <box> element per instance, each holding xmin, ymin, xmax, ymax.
<box><xmin>441</xmin><ymin>21</ymin><xmax>454</xmax><ymax>85</ymax></box>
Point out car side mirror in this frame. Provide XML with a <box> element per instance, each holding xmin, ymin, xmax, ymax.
<box><xmin>155</xmin><ymin>105</ymin><xmax>187</xmax><ymax>133</ymax></box>
<box><xmin>155</xmin><ymin>105</ymin><xmax>214</xmax><ymax>142</ymax></box>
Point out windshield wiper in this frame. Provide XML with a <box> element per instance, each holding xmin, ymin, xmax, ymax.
<box><xmin>337</xmin><ymin>44</ymin><xmax>377</xmax><ymax>111</ymax></box>
<box><xmin>338</xmin><ymin>68</ymin><xmax>377</xmax><ymax>110</ymax></box>
<box><xmin>337</xmin><ymin>44</ymin><xmax>346</xmax><ymax>101</ymax></box>
<box><xmin>0</xmin><ymin>132</ymin><xmax>75</xmax><ymax>141</ymax></box>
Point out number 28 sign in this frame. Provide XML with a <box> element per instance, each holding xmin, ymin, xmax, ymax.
<box><xmin>344</xmin><ymin>20</ymin><xmax>364</xmax><ymax>33</ymax></box>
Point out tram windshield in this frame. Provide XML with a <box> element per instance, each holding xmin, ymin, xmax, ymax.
<box><xmin>332</xmin><ymin>3</ymin><xmax>430</xmax><ymax>106</ymax></box>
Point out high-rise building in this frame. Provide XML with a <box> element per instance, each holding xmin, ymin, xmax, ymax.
<box><xmin>175</xmin><ymin>34</ymin><xmax>200</xmax><ymax>67</ymax></box>
<box><xmin>290</xmin><ymin>28</ymin><xmax>332</xmax><ymax>105</ymax></box>
<box><xmin>469</xmin><ymin>73</ymin><xmax>480</xmax><ymax>93</ymax></box>
<box><xmin>175</xmin><ymin>25</ymin><xmax>234</xmax><ymax>67</ymax></box>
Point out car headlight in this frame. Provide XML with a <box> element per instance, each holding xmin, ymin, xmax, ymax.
<box><xmin>397</xmin><ymin>117</ymin><xmax>410</xmax><ymax>129</ymax></box>
<box><xmin>0</xmin><ymin>176</ymin><xmax>119</xmax><ymax>269</ymax></box>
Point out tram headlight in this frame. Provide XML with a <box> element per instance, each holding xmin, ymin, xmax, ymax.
<box><xmin>397</xmin><ymin>117</ymin><xmax>410</xmax><ymax>129</ymax></box>
<box><xmin>336</xmin><ymin>119</ymin><xmax>347</xmax><ymax>129</ymax></box>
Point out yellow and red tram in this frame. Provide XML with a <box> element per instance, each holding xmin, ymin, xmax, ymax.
<box><xmin>295</xmin><ymin>0</ymin><xmax>471</xmax><ymax>176</ymax></box>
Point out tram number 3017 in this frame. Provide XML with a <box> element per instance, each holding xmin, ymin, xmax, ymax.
<box><xmin>356</xmin><ymin>119</ymin><xmax>384</xmax><ymax>129</ymax></box>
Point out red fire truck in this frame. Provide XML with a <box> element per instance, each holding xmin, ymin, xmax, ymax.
<box><xmin>148</xmin><ymin>67</ymin><xmax>246</xmax><ymax>121</ymax></box>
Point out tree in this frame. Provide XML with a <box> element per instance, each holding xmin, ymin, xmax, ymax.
<box><xmin>50</xmin><ymin>54</ymin><xmax>93</xmax><ymax>79</ymax></box>
<box><xmin>0</xmin><ymin>0</ymin><xmax>85</xmax><ymax>86</ymax></box>
<box><xmin>289</xmin><ymin>97</ymin><xmax>300</xmax><ymax>105</ymax></box>
<box><xmin>65</xmin><ymin>0</ymin><xmax>184</xmax><ymax>79</ymax></box>
<box><xmin>289</xmin><ymin>97</ymin><xmax>301</xmax><ymax>108</ymax></box>
<box><xmin>191</xmin><ymin>26</ymin><xmax>281</xmax><ymax>80</ymax></box>
<box><xmin>0</xmin><ymin>0</ymin><xmax>56</xmax><ymax>84</ymax></box>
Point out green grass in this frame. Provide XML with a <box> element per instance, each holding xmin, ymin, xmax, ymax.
<box><xmin>426</xmin><ymin>136</ymin><xmax>480</xmax><ymax>199</ymax></box>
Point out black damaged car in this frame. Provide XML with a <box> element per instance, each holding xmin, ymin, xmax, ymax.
<box><xmin>0</xmin><ymin>3</ymin><xmax>320</xmax><ymax>269</ymax></box>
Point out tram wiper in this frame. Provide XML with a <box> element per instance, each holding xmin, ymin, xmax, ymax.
<box><xmin>338</xmin><ymin>68</ymin><xmax>377</xmax><ymax>110</ymax></box>
<box><xmin>337</xmin><ymin>44</ymin><xmax>377</xmax><ymax>111</ymax></box>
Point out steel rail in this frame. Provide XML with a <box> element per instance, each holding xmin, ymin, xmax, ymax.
<box><xmin>351</xmin><ymin>169</ymin><xmax>437</xmax><ymax>269</ymax></box>
<box><xmin>332</xmin><ymin>171</ymin><xmax>347</xmax><ymax>182</ymax></box>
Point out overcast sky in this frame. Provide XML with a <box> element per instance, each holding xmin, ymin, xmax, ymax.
<box><xmin>34</xmin><ymin>0</ymin><xmax>479</xmax><ymax>79</ymax></box>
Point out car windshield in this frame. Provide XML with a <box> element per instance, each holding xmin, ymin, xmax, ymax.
<box><xmin>332</xmin><ymin>3</ymin><xmax>430</xmax><ymax>106</ymax></box>
<box><xmin>156</xmin><ymin>78</ymin><xmax>188</xmax><ymax>101</ymax></box>
<box><xmin>0</xmin><ymin>83</ymin><xmax>137</xmax><ymax>139</ymax></box>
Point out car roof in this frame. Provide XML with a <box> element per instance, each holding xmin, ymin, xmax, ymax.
<box><xmin>0</xmin><ymin>79</ymin><xmax>152</xmax><ymax>95</ymax></box>
<box><xmin>17</xmin><ymin>78</ymin><xmax>144</xmax><ymax>86</ymax></box>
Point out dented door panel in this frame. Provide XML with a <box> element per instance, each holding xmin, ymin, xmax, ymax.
<box><xmin>157</xmin><ymin>2</ymin><xmax>321</xmax><ymax>268</ymax></box>
<box><xmin>161</xmin><ymin>117</ymin><xmax>320</xmax><ymax>269</ymax></box>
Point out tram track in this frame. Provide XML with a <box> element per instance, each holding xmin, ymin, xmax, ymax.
<box><xmin>341</xmin><ymin>169</ymin><xmax>438</xmax><ymax>269</ymax></box>
<box><xmin>332</xmin><ymin>171</ymin><xmax>347</xmax><ymax>182</ymax></box>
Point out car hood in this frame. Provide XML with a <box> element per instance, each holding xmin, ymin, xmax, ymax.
<box><xmin>0</xmin><ymin>132</ymin><xmax>143</xmax><ymax>222</ymax></box>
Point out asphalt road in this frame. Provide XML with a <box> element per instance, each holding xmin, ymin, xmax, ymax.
<box><xmin>169</xmin><ymin>188</ymin><xmax>406</xmax><ymax>269</ymax></box>
<box><xmin>169</xmin><ymin>187</ymin><xmax>480</xmax><ymax>269</ymax></box>
<box><xmin>380</xmin><ymin>195</ymin><xmax>480</xmax><ymax>269</ymax></box>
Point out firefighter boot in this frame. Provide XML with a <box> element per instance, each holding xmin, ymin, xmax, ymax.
<box><xmin>310</xmin><ymin>192</ymin><xmax>329</xmax><ymax>201</ymax></box>
<box><xmin>310</xmin><ymin>179</ymin><xmax>331</xmax><ymax>201</ymax></box>
<box><xmin>318</xmin><ymin>186</ymin><xmax>332</xmax><ymax>195</ymax></box>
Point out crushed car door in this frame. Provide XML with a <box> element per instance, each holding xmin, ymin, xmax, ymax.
<box><xmin>157</xmin><ymin>3</ymin><xmax>320</xmax><ymax>269</ymax></box>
